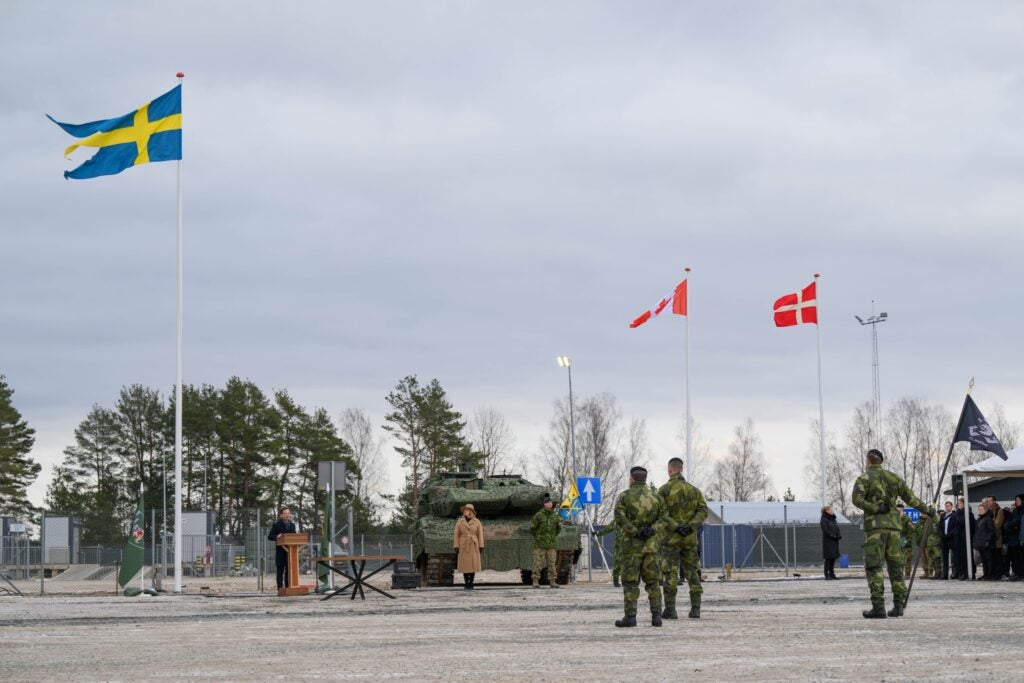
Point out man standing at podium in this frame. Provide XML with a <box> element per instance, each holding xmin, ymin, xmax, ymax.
<box><xmin>269</xmin><ymin>506</ymin><xmax>296</xmax><ymax>590</ymax></box>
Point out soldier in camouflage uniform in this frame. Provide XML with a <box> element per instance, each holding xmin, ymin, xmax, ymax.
<box><xmin>594</xmin><ymin>522</ymin><xmax>622</xmax><ymax>587</ymax></box>
<box><xmin>852</xmin><ymin>449</ymin><xmax>933</xmax><ymax>619</ymax></box>
<box><xmin>924</xmin><ymin>510</ymin><xmax>942</xmax><ymax>578</ymax></box>
<box><xmin>895</xmin><ymin>503</ymin><xmax>914</xmax><ymax>578</ymax></box>
<box><xmin>613</xmin><ymin>465</ymin><xmax>669</xmax><ymax>628</ymax></box>
<box><xmin>529</xmin><ymin>495</ymin><xmax>561</xmax><ymax>588</ymax></box>
<box><xmin>658</xmin><ymin>457</ymin><xmax>708</xmax><ymax>620</ymax></box>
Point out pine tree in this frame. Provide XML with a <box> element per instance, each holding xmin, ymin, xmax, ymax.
<box><xmin>0</xmin><ymin>375</ymin><xmax>40</xmax><ymax>516</ymax></box>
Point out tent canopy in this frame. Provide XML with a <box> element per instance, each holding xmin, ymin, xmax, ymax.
<box><xmin>961</xmin><ymin>446</ymin><xmax>1024</xmax><ymax>478</ymax></box>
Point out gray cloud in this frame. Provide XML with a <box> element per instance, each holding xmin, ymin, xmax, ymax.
<box><xmin>2</xmin><ymin>2</ymin><xmax>1022</xmax><ymax>504</ymax></box>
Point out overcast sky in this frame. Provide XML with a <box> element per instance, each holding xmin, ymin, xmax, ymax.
<box><xmin>2</xmin><ymin>2</ymin><xmax>1022</xmax><ymax>508</ymax></box>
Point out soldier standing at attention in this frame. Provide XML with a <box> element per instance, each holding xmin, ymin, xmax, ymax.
<box><xmin>594</xmin><ymin>522</ymin><xmax>621</xmax><ymax>587</ymax></box>
<box><xmin>895</xmin><ymin>503</ymin><xmax>913</xmax><ymax>577</ymax></box>
<box><xmin>658</xmin><ymin>457</ymin><xmax>708</xmax><ymax>619</ymax></box>
<box><xmin>852</xmin><ymin>449</ymin><xmax>932</xmax><ymax>619</ymax></box>
<box><xmin>529</xmin><ymin>495</ymin><xmax>561</xmax><ymax>588</ymax></box>
<box><xmin>613</xmin><ymin>465</ymin><xmax>668</xmax><ymax>628</ymax></box>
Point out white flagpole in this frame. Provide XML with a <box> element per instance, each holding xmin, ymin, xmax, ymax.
<box><xmin>684</xmin><ymin>267</ymin><xmax>692</xmax><ymax>478</ymax></box>
<box><xmin>140</xmin><ymin>482</ymin><xmax>145</xmax><ymax>592</ymax></box>
<box><xmin>173</xmin><ymin>72</ymin><xmax>185</xmax><ymax>594</ymax></box>
<box><xmin>814</xmin><ymin>273</ymin><xmax>826</xmax><ymax>505</ymax></box>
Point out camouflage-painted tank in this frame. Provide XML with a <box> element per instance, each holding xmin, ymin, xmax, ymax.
<box><xmin>412</xmin><ymin>472</ymin><xmax>582</xmax><ymax>586</ymax></box>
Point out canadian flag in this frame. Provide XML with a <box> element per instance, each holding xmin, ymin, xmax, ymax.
<box><xmin>773</xmin><ymin>281</ymin><xmax>817</xmax><ymax>327</ymax></box>
<box><xmin>630</xmin><ymin>279</ymin><xmax>687</xmax><ymax>328</ymax></box>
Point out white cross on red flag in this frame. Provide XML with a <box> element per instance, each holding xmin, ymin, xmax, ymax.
<box><xmin>773</xmin><ymin>281</ymin><xmax>817</xmax><ymax>327</ymax></box>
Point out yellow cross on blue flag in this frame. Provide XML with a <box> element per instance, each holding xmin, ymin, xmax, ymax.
<box><xmin>559</xmin><ymin>480</ymin><xmax>583</xmax><ymax>520</ymax></box>
<box><xmin>48</xmin><ymin>85</ymin><xmax>182</xmax><ymax>179</ymax></box>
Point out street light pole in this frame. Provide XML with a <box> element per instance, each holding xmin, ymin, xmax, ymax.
<box><xmin>855</xmin><ymin>305</ymin><xmax>888</xmax><ymax>445</ymax></box>
<box><xmin>557</xmin><ymin>356</ymin><xmax>577</xmax><ymax>481</ymax></box>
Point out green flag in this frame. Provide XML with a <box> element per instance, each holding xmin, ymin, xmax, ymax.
<box><xmin>118</xmin><ymin>493</ymin><xmax>146</xmax><ymax>587</ymax></box>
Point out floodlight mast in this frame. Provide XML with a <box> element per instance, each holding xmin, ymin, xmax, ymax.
<box><xmin>855</xmin><ymin>303</ymin><xmax>888</xmax><ymax>445</ymax></box>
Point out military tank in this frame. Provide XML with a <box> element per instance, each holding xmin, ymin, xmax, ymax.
<box><xmin>411</xmin><ymin>472</ymin><xmax>582</xmax><ymax>586</ymax></box>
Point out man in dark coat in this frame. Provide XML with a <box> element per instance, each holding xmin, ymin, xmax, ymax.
<box><xmin>952</xmin><ymin>498</ymin><xmax>976</xmax><ymax>580</ymax></box>
<box><xmin>938</xmin><ymin>501</ymin><xmax>956</xmax><ymax>579</ymax></box>
<box><xmin>819</xmin><ymin>505</ymin><xmax>841</xmax><ymax>580</ymax></box>
<box><xmin>974</xmin><ymin>504</ymin><xmax>997</xmax><ymax>580</ymax></box>
<box><xmin>268</xmin><ymin>506</ymin><xmax>296</xmax><ymax>589</ymax></box>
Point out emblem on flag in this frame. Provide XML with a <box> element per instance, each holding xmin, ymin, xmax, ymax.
<box><xmin>955</xmin><ymin>395</ymin><xmax>1008</xmax><ymax>460</ymax></box>
<box><xmin>559</xmin><ymin>481</ymin><xmax>583</xmax><ymax>520</ymax></box>
<box><xmin>629</xmin><ymin>279</ymin><xmax>687</xmax><ymax>328</ymax></box>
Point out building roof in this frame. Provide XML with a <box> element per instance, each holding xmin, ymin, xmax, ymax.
<box><xmin>705</xmin><ymin>501</ymin><xmax>851</xmax><ymax>525</ymax></box>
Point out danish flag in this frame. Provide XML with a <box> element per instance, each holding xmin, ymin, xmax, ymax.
<box><xmin>629</xmin><ymin>279</ymin><xmax>687</xmax><ymax>328</ymax></box>
<box><xmin>773</xmin><ymin>281</ymin><xmax>818</xmax><ymax>327</ymax></box>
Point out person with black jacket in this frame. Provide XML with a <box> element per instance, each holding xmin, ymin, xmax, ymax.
<box><xmin>939</xmin><ymin>501</ymin><xmax>956</xmax><ymax>579</ymax></box>
<box><xmin>820</xmin><ymin>505</ymin><xmax>841</xmax><ymax>580</ymax></box>
<box><xmin>974</xmin><ymin>505</ymin><xmax>997</xmax><ymax>580</ymax></box>
<box><xmin>268</xmin><ymin>506</ymin><xmax>297</xmax><ymax>589</ymax></box>
<box><xmin>953</xmin><ymin>498</ymin><xmax>976</xmax><ymax>581</ymax></box>
<box><xmin>1006</xmin><ymin>494</ymin><xmax>1024</xmax><ymax>581</ymax></box>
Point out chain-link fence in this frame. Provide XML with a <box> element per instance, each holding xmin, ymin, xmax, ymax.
<box><xmin>0</xmin><ymin>510</ymin><xmax>412</xmax><ymax>596</ymax></box>
<box><xmin>587</xmin><ymin>523</ymin><xmax>866</xmax><ymax>576</ymax></box>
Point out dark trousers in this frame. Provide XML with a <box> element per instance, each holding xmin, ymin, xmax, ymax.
<box><xmin>979</xmin><ymin>548</ymin><xmax>995</xmax><ymax>579</ymax></box>
<box><xmin>941</xmin><ymin>538</ymin><xmax>955</xmax><ymax>578</ymax></box>
<box><xmin>1010</xmin><ymin>546</ymin><xmax>1024</xmax><ymax>577</ymax></box>
<box><xmin>275</xmin><ymin>548</ymin><xmax>289</xmax><ymax>589</ymax></box>
<box><xmin>823</xmin><ymin>558</ymin><xmax>836</xmax><ymax>577</ymax></box>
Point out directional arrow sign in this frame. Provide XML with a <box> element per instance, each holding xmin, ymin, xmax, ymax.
<box><xmin>576</xmin><ymin>477</ymin><xmax>602</xmax><ymax>505</ymax></box>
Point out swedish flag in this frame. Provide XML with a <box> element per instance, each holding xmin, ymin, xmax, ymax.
<box><xmin>48</xmin><ymin>85</ymin><xmax>182</xmax><ymax>180</ymax></box>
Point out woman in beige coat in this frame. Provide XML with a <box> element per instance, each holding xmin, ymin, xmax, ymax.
<box><xmin>453</xmin><ymin>503</ymin><xmax>484</xmax><ymax>589</ymax></box>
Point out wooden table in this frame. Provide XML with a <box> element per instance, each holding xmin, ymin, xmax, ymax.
<box><xmin>315</xmin><ymin>555</ymin><xmax>406</xmax><ymax>601</ymax></box>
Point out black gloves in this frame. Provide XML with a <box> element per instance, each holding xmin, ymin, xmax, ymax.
<box><xmin>676</xmin><ymin>524</ymin><xmax>693</xmax><ymax>536</ymax></box>
<box><xmin>634</xmin><ymin>526</ymin><xmax>655</xmax><ymax>540</ymax></box>
<box><xmin>876</xmin><ymin>502</ymin><xmax>890</xmax><ymax>514</ymax></box>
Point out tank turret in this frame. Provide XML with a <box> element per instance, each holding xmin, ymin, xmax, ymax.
<box><xmin>411</xmin><ymin>472</ymin><xmax>582</xmax><ymax>586</ymax></box>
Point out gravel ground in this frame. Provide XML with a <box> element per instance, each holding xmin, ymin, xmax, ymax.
<box><xmin>0</xmin><ymin>571</ymin><xmax>1019</xmax><ymax>682</ymax></box>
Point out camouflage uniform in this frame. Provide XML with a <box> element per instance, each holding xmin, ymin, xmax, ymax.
<box><xmin>594</xmin><ymin>522</ymin><xmax>622</xmax><ymax>584</ymax></box>
<box><xmin>852</xmin><ymin>464</ymin><xmax>930</xmax><ymax>614</ymax></box>
<box><xmin>658</xmin><ymin>473</ymin><xmax>708</xmax><ymax>617</ymax></box>
<box><xmin>924</xmin><ymin>515</ymin><xmax>942</xmax><ymax>578</ymax></box>
<box><xmin>613</xmin><ymin>482</ymin><xmax>668</xmax><ymax>619</ymax></box>
<box><xmin>529</xmin><ymin>507</ymin><xmax>561</xmax><ymax>587</ymax></box>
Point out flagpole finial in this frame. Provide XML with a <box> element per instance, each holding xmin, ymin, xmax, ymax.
<box><xmin>684</xmin><ymin>266</ymin><xmax>691</xmax><ymax>273</ymax></box>
<box><xmin>176</xmin><ymin>72</ymin><xmax>185</xmax><ymax>78</ymax></box>
<box><xmin>814</xmin><ymin>272</ymin><xmax>821</xmax><ymax>279</ymax></box>
<box><xmin>968</xmin><ymin>377</ymin><xmax>975</xmax><ymax>395</ymax></box>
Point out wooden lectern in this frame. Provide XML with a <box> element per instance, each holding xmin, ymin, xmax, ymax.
<box><xmin>276</xmin><ymin>533</ymin><xmax>311</xmax><ymax>597</ymax></box>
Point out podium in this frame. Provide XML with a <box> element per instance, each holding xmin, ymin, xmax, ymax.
<box><xmin>275</xmin><ymin>533</ymin><xmax>311</xmax><ymax>597</ymax></box>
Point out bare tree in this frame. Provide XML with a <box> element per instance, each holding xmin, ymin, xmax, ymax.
<box><xmin>804</xmin><ymin>419</ymin><xmax>857</xmax><ymax>516</ymax></box>
<box><xmin>676</xmin><ymin>416</ymin><xmax>715</xmax><ymax>492</ymax></box>
<box><xmin>468</xmin><ymin>407</ymin><xmax>516</xmax><ymax>476</ymax></box>
<box><xmin>713</xmin><ymin>419</ymin><xmax>772</xmax><ymax>501</ymax></box>
<box><xmin>339</xmin><ymin>408</ymin><xmax>387</xmax><ymax>503</ymax></box>
<box><xmin>537</xmin><ymin>398</ymin><xmax>572</xmax><ymax>499</ymax></box>
<box><xmin>989</xmin><ymin>403</ymin><xmax>1022</xmax><ymax>452</ymax></box>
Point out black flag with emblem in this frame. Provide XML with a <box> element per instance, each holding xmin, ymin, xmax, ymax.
<box><xmin>955</xmin><ymin>395</ymin><xmax>1008</xmax><ymax>460</ymax></box>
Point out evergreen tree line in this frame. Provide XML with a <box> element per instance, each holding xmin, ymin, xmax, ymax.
<box><xmin>45</xmin><ymin>378</ymin><xmax>366</xmax><ymax>544</ymax></box>
<box><xmin>0</xmin><ymin>375</ymin><xmax>39</xmax><ymax>519</ymax></box>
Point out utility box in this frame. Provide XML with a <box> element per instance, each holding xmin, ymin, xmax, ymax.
<box><xmin>391</xmin><ymin>561</ymin><xmax>422</xmax><ymax>589</ymax></box>
<box><xmin>43</xmin><ymin>516</ymin><xmax>81</xmax><ymax>564</ymax></box>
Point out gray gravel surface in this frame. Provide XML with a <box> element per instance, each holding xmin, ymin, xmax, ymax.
<box><xmin>1</xmin><ymin>574</ymin><xmax>1019</xmax><ymax>682</ymax></box>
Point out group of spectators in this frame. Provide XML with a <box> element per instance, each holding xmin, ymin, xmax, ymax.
<box><xmin>964</xmin><ymin>494</ymin><xmax>1024</xmax><ymax>581</ymax></box>
<box><xmin>819</xmin><ymin>493</ymin><xmax>1024</xmax><ymax>582</ymax></box>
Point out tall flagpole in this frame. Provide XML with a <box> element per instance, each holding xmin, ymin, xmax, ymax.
<box><xmin>173</xmin><ymin>71</ymin><xmax>185</xmax><ymax>594</ymax></box>
<box><xmin>814</xmin><ymin>273</ymin><xmax>826</xmax><ymax>505</ymax></box>
<box><xmin>684</xmin><ymin>266</ymin><xmax>692</xmax><ymax>478</ymax></box>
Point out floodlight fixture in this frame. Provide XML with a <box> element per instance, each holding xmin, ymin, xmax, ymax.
<box><xmin>556</xmin><ymin>356</ymin><xmax>571</xmax><ymax>368</ymax></box>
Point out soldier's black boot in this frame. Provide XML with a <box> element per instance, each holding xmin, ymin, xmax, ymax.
<box><xmin>862</xmin><ymin>603</ymin><xmax>887</xmax><ymax>619</ymax></box>
<box><xmin>614</xmin><ymin>614</ymin><xmax>637</xmax><ymax>628</ymax></box>
<box><xmin>887</xmin><ymin>603</ymin><xmax>904</xmax><ymax>618</ymax></box>
<box><xmin>687</xmin><ymin>594</ymin><xmax>701</xmax><ymax>619</ymax></box>
<box><xmin>651</xmin><ymin>612</ymin><xmax>663</xmax><ymax>627</ymax></box>
<box><xmin>613</xmin><ymin>576</ymin><xmax>620</xmax><ymax>588</ymax></box>
<box><xmin>662</xmin><ymin>606</ymin><xmax>679</xmax><ymax>620</ymax></box>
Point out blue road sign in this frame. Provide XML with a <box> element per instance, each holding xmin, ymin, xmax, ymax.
<box><xmin>904</xmin><ymin>507</ymin><xmax>920</xmax><ymax>522</ymax></box>
<box><xmin>576</xmin><ymin>477</ymin><xmax>602</xmax><ymax>505</ymax></box>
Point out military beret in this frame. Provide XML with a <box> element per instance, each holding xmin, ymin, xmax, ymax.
<box><xmin>867</xmin><ymin>448</ymin><xmax>884</xmax><ymax>462</ymax></box>
<box><xmin>629</xmin><ymin>466</ymin><xmax>648</xmax><ymax>476</ymax></box>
